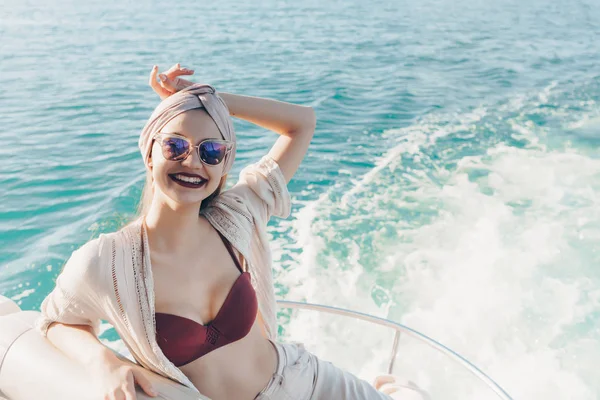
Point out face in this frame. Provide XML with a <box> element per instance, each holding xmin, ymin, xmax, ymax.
<box><xmin>148</xmin><ymin>109</ymin><xmax>227</xmax><ymax>207</ymax></box>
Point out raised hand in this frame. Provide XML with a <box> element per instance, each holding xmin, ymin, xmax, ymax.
<box><xmin>149</xmin><ymin>63</ymin><xmax>195</xmax><ymax>100</ymax></box>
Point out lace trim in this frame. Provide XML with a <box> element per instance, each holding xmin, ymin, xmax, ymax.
<box><xmin>111</xmin><ymin>238</ymin><xmax>128</xmax><ymax>327</ymax></box>
<box><xmin>132</xmin><ymin>227</ymin><xmax>155</xmax><ymax>353</ymax></box>
<box><xmin>203</xmin><ymin>210</ymin><xmax>251</xmax><ymax>256</ymax></box>
<box><xmin>137</xmin><ymin>224</ymin><xmax>161</xmax><ymax>367</ymax></box>
<box><xmin>214</xmin><ymin>199</ymin><xmax>253</xmax><ymax>224</ymax></box>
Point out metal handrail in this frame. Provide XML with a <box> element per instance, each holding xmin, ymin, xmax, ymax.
<box><xmin>277</xmin><ymin>300</ymin><xmax>513</xmax><ymax>400</ymax></box>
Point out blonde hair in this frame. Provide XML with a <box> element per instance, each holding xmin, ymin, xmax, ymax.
<box><xmin>136</xmin><ymin>169</ymin><xmax>229</xmax><ymax>217</ymax></box>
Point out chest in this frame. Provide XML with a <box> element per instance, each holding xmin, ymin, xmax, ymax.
<box><xmin>150</xmin><ymin>237</ymin><xmax>246</xmax><ymax>325</ymax></box>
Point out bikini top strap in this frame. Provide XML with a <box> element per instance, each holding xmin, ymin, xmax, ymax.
<box><xmin>216</xmin><ymin>230</ymin><xmax>244</xmax><ymax>273</ymax></box>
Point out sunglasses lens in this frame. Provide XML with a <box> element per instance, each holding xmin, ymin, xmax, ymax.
<box><xmin>161</xmin><ymin>136</ymin><xmax>189</xmax><ymax>160</ymax></box>
<box><xmin>200</xmin><ymin>141</ymin><xmax>228</xmax><ymax>165</ymax></box>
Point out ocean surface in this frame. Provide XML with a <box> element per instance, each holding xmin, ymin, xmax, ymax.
<box><xmin>1</xmin><ymin>0</ymin><xmax>599</xmax><ymax>398</ymax></box>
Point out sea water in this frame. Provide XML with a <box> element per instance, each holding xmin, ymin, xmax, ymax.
<box><xmin>1</xmin><ymin>0</ymin><xmax>599</xmax><ymax>398</ymax></box>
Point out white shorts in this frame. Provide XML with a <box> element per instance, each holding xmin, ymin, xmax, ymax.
<box><xmin>254</xmin><ymin>340</ymin><xmax>395</xmax><ymax>400</ymax></box>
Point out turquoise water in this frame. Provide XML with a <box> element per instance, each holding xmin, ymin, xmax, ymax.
<box><xmin>1</xmin><ymin>0</ymin><xmax>599</xmax><ymax>398</ymax></box>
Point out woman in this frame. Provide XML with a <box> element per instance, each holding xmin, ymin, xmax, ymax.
<box><xmin>36</xmin><ymin>64</ymin><xmax>419</xmax><ymax>400</ymax></box>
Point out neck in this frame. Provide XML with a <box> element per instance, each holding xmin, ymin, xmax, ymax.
<box><xmin>143</xmin><ymin>193</ymin><xmax>208</xmax><ymax>253</ymax></box>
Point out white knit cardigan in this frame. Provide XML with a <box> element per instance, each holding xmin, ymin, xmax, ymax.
<box><xmin>35</xmin><ymin>155</ymin><xmax>292</xmax><ymax>396</ymax></box>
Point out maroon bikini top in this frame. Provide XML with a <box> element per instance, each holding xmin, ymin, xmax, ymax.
<box><xmin>155</xmin><ymin>231</ymin><xmax>258</xmax><ymax>367</ymax></box>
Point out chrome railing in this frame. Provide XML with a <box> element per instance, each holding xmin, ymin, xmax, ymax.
<box><xmin>277</xmin><ymin>300</ymin><xmax>513</xmax><ymax>400</ymax></box>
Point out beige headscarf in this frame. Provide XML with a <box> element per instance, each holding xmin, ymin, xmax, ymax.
<box><xmin>138</xmin><ymin>84</ymin><xmax>236</xmax><ymax>176</ymax></box>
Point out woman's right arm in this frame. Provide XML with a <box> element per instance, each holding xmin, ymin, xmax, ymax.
<box><xmin>38</xmin><ymin>238</ymin><xmax>157</xmax><ymax>400</ymax></box>
<box><xmin>47</xmin><ymin>323</ymin><xmax>157</xmax><ymax>400</ymax></box>
<box><xmin>46</xmin><ymin>322</ymin><xmax>116</xmax><ymax>368</ymax></box>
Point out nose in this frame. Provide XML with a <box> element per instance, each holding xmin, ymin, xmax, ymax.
<box><xmin>181</xmin><ymin>146</ymin><xmax>205</xmax><ymax>171</ymax></box>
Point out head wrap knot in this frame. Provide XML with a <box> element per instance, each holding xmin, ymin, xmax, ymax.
<box><xmin>138</xmin><ymin>83</ymin><xmax>236</xmax><ymax>175</ymax></box>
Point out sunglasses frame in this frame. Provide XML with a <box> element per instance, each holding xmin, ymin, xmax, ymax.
<box><xmin>153</xmin><ymin>132</ymin><xmax>234</xmax><ymax>166</ymax></box>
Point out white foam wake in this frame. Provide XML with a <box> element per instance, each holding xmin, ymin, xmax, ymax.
<box><xmin>274</xmin><ymin>82</ymin><xmax>600</xmax><ymax>399</ymax></box>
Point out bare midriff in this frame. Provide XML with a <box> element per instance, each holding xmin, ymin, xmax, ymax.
<box><xmin>180</xmin><ymin>322</ymin><xmax>278</xmax><ymax>400</ymax></box>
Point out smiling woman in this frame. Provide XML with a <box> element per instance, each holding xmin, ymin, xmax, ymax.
<box><xmin>8</xmin><ymin>63</ymin><xmax>424</xmax><ymax>400</ymax></box>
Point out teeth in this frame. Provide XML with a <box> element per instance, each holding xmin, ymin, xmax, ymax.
<box><xmin>173</xmin><ymin>174</ymin><xmax>205</xmax><ymax>184</ymax></box>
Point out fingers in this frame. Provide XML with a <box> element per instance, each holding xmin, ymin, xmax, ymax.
<box><xmin>167</xmin><ymin>66</ymin><xmax>195</xmax><ymax>92</ymax></box>
<box><xmin>172</xmin><ymin>76</ymin><xmax>195</xmax><ymax>91</ymax></box>
<box><xmin>374</xmin><ymin>374</ymin><xmax>401</xmax><ymax>395</ymax></box>
<box><xmin>157</xmin><ymin>74</ymin><xmax>194</xmax><ymax>93</ymax></box>
<box><xmin>109</xmin><ymin>391</ymin><xmax>127</xmax><ymax>400</ymax></box>
<box><xmin>373</xmin><ymin>374</ymin><xmax>395</xmax><ymax>390</ymax></box>
<box><xmin>163</xmin><ymin>62</ymin><xmax>181</xmax><ymax>77</ymax></box>
<box><xmin>122</xmin><ymin>371</ymin><xmax>137</xmax><ymax>400</ymax></box>
<box><xmin>150</xmin><ymin>63</ymin><xmax>195</xmax><ymax>99</ymax></box>
<box><xmin>122</xmin><ymin>386</ymin><xmax>137</xmax><ymax>400</ymax></box>
<box><xmin>375</xmin><ymin>377</ymin><xmax>430</xmax><ymax>400</ymax></box>
<box><xmin>380</xmin><ymin>384</ymin><xmax>399</xmax><ymax>395</ymax></box>
<box><xmin>149</xmin><ymin>65</ymin><xmax>171</xmax><ymax>100</ymax></box>
<box><xmin>157</xmin><ymin>73</ymin><xmax>178</xmax><ymax>93</ymax></box>
<box><xmin>133</xmin><ymin>369</ymin><xmax>158</xmax><ymax>397</ymax></box>
<box><xmin>164</xmin><ymin>62</ymin><xmax>194</xmax><ymax>80</ymax></box>
<box><xmin>161</xmin><ymin>63</ymin><xmax>195</xmax><ymax>93</ymax></box>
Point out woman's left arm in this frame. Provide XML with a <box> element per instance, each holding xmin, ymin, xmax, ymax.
<box><xmin>150</xmin><ymin>64</ymin><xmax>316</xmax><ymax>184</ymax></box>
<box><xmin>218</xmin><ymin>92</ymin><xmax>316</xmax><ymax>184</ymax></box>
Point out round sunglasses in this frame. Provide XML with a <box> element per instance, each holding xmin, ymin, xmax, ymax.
<box><xmin>153</xmin><ymin>133</ymin><xmax>234</xmax><ymax>166</ymax></box>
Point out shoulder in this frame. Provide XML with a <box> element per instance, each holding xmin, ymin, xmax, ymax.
<box><xmin>67</xmin><ymin>236</ymin><xmax>103</xmax><ymax>269</ymax></box>
<box><xmin>74</xmin><ymin>229</ymin><xmax>121</xmax><ymax>264</ymax></box>
<box><xmin>62</xmin><ymin>225</ymin><xmax>129</xmax><ymax>282</ymax></box>
<box><xmin>202</xmin><ymin>190</ymin><xmax>254</xmax><ymax>251</ymax></box>
<box><xmin>239</xmin><ymin>154</ymin><xmax>288</xmax><ymax>190</ymax></box>
<box><xmin>56</xmin><ymin>235</ymin><xmax>106</xmax><ymax>293</ymax></box>
<box><xmin>203</xmin><ymin>172</ymin><xmax>256</xmax><ymax>226</ymax></box>
<box><xmin>209</xmin><ymin>155</ymin><xmax>291</xmax><ymax>221</ymax></box>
